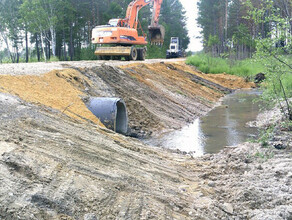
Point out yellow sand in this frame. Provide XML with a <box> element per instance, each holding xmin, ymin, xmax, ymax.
<box><xmin>0</xmin><ymin>69</ymin><xmax>103</xmax><ymax>126</ymax></box>
<box><xmin>122</xmin><ymin>62</ymin><xmax>256</xmax><ymax>91</ymax></box>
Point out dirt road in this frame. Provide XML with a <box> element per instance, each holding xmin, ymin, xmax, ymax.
<box><xmin>0</xmin><ymin>60</ymin><xmax>291</xmax><ymax>219</ymax></box>
<box><xmin>0</xmin><ymin>58</ymin><xmax>186</xmax><ymax>76</ymax></box>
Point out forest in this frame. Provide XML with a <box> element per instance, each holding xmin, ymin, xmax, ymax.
<box><xmin>0</xmin><ymin>0</ymin><xmax>189</xmax><ymax>63</ymax></box>
<box><xmin>193</xmin><ymin>0</ymin><xmax>292</xmax><ymax>121</ymax></box>
<box><xmin>197</xmin><ymin>0</ymin><xmax>292</xmax><ymax>59</ymax></box>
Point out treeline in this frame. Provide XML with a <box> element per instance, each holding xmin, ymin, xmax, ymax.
<box><xmin>197</xmin><ymin>0</ymin><xmax>292</xmax><ymax>59</ymax></box>
<box><xmin>0</xmin><ymin>0</ymin><xmax>189</xmax><ymax>63</ymax></box>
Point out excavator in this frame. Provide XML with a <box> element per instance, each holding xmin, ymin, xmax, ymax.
<box><xmin>91</xmin><ymin>0</ymin><xmax>164</xmax><ymax>61</ymax></box>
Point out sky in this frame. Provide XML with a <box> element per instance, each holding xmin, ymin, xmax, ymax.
<box><xmin>179</xmin><ymin>0</ymin><xmax>203</xmax><ymax>52</ymax></box>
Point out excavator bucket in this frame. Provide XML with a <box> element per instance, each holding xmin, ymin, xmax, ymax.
<box><xmin>148</xmin><ymin>25</ymin><xmax>165</xmax><ymax>45</ymax></box>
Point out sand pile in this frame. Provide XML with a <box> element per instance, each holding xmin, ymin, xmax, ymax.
<box><xmin>121</xmin><ymin>62</ymin><xmax>255</xmax><ymax>102</ymax></box>
<box><xmin>0</xmin><ymin>69</ymin><xmax>103</xmax><ymax>126</ymax></box>
<box><xmin>172</xmin><ymin>62</ymin><xmax>256</xmax><ymax>89</ymax></box>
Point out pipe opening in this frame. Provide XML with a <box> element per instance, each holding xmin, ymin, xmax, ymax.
<box><xmin>116</xmin><ymin>100</ymin><xmax>128</xmax><ymax>134</ymax></box>
<box><xmin>86</xmin><ymin>97</ymin><xmax>128</xmax><ymax>135</ymax></box>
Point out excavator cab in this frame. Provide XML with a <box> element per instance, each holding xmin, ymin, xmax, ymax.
<box><xmin>108</xmin><ymin>19</ymin><xmax>120</xmax><ymax>27</ymax></box>
<box><xmin>108</xmin><ymin>19</ymin><xmax>128</xmax><ymax>28</ymax></box>
<box><xmin>148</xmin><ymin>25</ymin><xmax>165</xmax><ymax>45</ymax></box>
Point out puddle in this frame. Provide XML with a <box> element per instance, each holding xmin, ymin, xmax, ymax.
<box><xmin>145</xmin><ymin>90</ymin><xmax>261</xmax><ymax>156</ymax></box>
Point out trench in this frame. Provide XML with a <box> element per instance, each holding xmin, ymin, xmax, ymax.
<box><xmin>145</xmin><ymin>90</ymin><xmax>261</xmax><ymax>156</ymax></box>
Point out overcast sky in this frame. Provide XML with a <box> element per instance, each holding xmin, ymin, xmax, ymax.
<box><xmin>179</xmin><ymin>0</ymin><xmax>203</xmax><ymax>52</ymax></box>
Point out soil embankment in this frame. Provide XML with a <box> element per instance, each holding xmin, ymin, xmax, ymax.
<box><xmin>0</xmin><ymin>60</ymin><xmax>254</xmax><ymax>137</ymax></box>
<box><xmin>0</xmin><ymin>60</ymin><xmax>291</xmax><ymax>219</ymax></box>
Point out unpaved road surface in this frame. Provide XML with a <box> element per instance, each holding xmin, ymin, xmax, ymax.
<box><xmin>0</xmin><ymin>58</ymin><xmax>186</xmax><ymax>76</ymax></box>
<box><xmin>0</xmin><ymin>60</ymin><xmax>291</xmax><ymax>219</ymax></box>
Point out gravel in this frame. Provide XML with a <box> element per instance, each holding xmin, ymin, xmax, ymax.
<box><xmin>0</xmin><ymin>58</ymin><xmax>186</xmax><ymax>75</ymax></box>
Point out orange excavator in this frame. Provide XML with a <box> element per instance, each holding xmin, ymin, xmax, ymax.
<box><xmin>91</xmin><ymin>0</ymin><xmax>164</xmax><ymax>61</ymax></box>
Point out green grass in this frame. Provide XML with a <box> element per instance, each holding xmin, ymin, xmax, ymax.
<box><xmin>186</xmin><ymin>53</ymin><xmax>265</xmax><ymax>77</ymax></box>
<box><xmin>146</xmin><ymin>44</ymin><xmax>167</xmax><ymax>59</ymax></box>
<box><xmin>79</xmin><ymin>47</ymin><xmax>98</xmax><ymax>61</ymax></box>
<box><xmin>258</xmin><ymin>55</ymin><xmax>292</xmax><ymax>103</ymax></box>
<box><xmin>261</xmin><ymin>72</ymin><xmax>292</xmax><ymax>103</ymax></box>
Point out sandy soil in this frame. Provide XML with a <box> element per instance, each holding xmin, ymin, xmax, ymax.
<box><xmin>0</xmin><ymin>60</ymin><xmax>290</xmax><ymax>219</ymax></box>
<box><xmin>0</xmin><ymin>69</ymin><xmax>103</xmax><ymax>125</ymax></box>
<box><xmin>0</xmin><ymin>60</ymin><xmax>254</xmax><ymax>137</ymax></box>
<box><xmin>0</xmin><ymin>92</ymin><xmax>291</xmax><ymax>220</ymax></box>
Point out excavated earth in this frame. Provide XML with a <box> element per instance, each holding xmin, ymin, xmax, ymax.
<box><xmin>0</xmin><ymin>59</ymin><xmax>291</xmax><ymax>219</ymax></box>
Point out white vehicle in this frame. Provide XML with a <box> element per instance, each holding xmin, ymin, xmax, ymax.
<box><xmin>166</xmin><ymin>37</ymin><xmax>183</xmax><ymax>59</ymax></box>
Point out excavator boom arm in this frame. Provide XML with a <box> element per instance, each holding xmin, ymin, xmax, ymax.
<box><xmin>151</xmin><ymin>0</ymin><xmax>163</xmax><ymax>26</ymax></box>
<box><xmin>125</xmin><ymin>0</ymin><xmax>163</xmax><ymax>29</ymax></box>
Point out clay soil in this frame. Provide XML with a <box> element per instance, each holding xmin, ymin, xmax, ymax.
<box><xmin>0</xmin><ymin>59</ymin><xmax>291</xmax><ymax>220</ymax></box>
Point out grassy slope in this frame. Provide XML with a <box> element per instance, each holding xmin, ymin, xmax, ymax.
<box><xmin>186</xmin><ymin>53</ymin><xmax>264</xmax><ymax>78</ymax></box>
<box><xmin>186</xmin><ymin>53</ymin><xmax>292</xmax><ymax>104</ymax></box>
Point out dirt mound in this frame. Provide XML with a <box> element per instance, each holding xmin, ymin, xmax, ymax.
<box><xmin>81</xmin><ymin>63</ymin><xmax>230</xmax><ymax>137</ymax></box>
<box><xmin>0</xmin><ymin>61</ymin><xmax>255</xmax><ymax>137</ymax></box>
<box><xmin>0</xmin><ymin>69</ymin><xmax>103</xmax><ymax>126</ymax></box>
<box><xmin>168</xmin><ymin>62</ymin><xmax>256</xmax><ymax>89</ymax></box>
<box><xmin>0</xmin><ymin>93</ymin><xmax>199</xmax><ymax>220</ymax></box>
<box><xmin>123</xmin><ymin>63</ymin><xmax>221</xmax><ymax>102</ymax></box>
<box><xmin>0</xmin><ymin>92</ymin><xmax>291</xmax><ymax>220</ymax></box>
<box><xmin>0</xmin><ymin>61</ymin><xmax>290</xmax><ymax>219</ymax></box>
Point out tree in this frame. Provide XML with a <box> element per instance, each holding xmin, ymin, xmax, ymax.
<box><xmin>246</xmin><ymin>0</ymin><xmax>292</xmax><ymax>120</ymax></box>
<box><xmin>197</xmin><ymin>0</ymin><xmax>227</xmax><ymax>56</ymax></box>
<box><xmin>197</xmin><ymin>0</ymin><xmax>292</xmax><ymax>59</ymax></box>
<box><xmin>0</xmin><ymin>0</ymin><xmax>190</xmax><ymax>61</ymax></box>
<box><xmin>0</xmin><ymin>0</ymin><xmax>23</xmax><ymax>63</ymax></box>
<box><xmin>20</xmin><ymin>0</ymin><xmax>60</xmax><ymax>60</ymax></box>
<box><xmin>160</xmin><ymin>0</ymin><xmax>189</xmax><ymax>50</ymax></box>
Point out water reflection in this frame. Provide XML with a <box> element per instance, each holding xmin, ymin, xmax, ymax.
<box><xmin>146</xmin><ymin>90</ymin><xmax>261</xmax><ymax>155</ymax></box>
<box><xmin>147</xmin><ymin>118</ymin><xmax>205</xmax><ymax>156</ymax></box>
<box><xmin>202</xmin><ymin>90</ymin><xmax>260</xmax><ymax>154</ymax></box>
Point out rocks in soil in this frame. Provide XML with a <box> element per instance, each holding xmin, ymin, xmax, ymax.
<box><xmin>220</xmin><ymin>203</ymin><xmax>234</xmax><ymax>215</ymax></box>
<box><xmin>254</xmin><ymin>73</ymin><xmax>266</xmax><ymax>84</ymax></box>
<box><xmin>84</xmin><ymin>213</ymin><xmax>98</xmax><ymax>220</ymax></box>
<box><xmin>273</xmin><ymin>141</ymin><xmax>287</xmax><ymax>150</ymax></box>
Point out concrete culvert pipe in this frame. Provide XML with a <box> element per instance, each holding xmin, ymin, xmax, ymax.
<box><xmin>87</xmin><ymin>98</ymin><xmax>128</xmax><ymax>134</ymax></box>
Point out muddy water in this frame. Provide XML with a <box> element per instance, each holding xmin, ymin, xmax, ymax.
<box><xmin>146</xmin><ymin>90</ymin><xmax>261</xmax><ymax>156</ymax></box>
